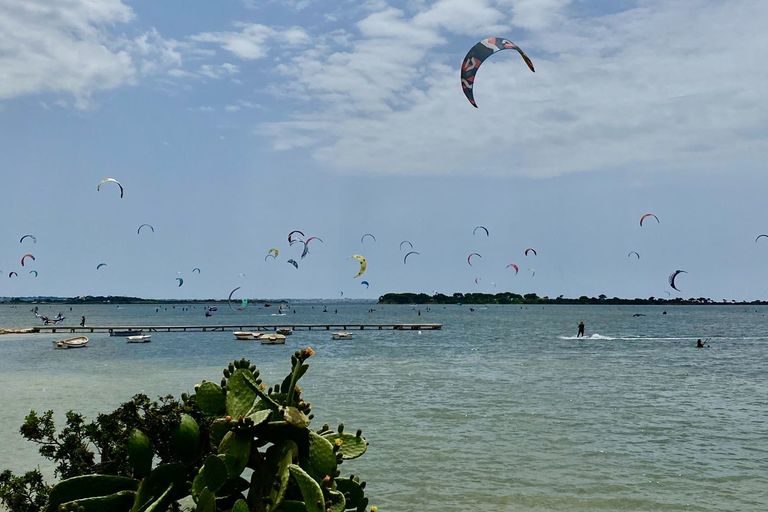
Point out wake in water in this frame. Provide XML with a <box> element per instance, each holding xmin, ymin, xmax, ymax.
<box><xmin>559</xmin><ymin>333</ymin><xmax>618</xmax><ymax>340</ymax></box>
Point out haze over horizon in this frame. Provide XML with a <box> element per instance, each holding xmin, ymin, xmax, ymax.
<box><xmin>2</xmin><ymin>0</ymin><xmax>767</xmax><ymax>301</ymax></box>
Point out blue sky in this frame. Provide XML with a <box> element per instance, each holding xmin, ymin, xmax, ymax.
<box><xmin>1</xmin><ymin>0</ymin><xmax>767</xmax><ymax>300</ymax></box>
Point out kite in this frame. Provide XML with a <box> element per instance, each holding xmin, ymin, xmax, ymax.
<box><xmin>192</xmin><ymin>268</ymin><xmax>201</xmax><ymax>274</ymax></box>
<box><xmin>669</xmin><ymin>270</ymin><xmax>687</xmax><ymax>291</ymax></box>
<box><xmin>640</xmin><ymin>213</ymin><xmax>660</xmax><ymax>227</ymax></box>
<box><xmin>29</xmin><ymin>270</ymin><xmax>38</xmax><ymax>278</ymax></box>
<box><xmin>473</xmin><ymin>226</ymin><xmax>489</xmax><ymax>237</ymax></box>
<box><xmin>506</xmin><ymin>263</ymin><xmax>519</xmax><ymax>274</ymax></box>
<box><xmin>8</xmin><ymin>272</ymin><xmax>18</xmax><ymax>278</ymax></box>
<box><xmin>361</xmin><ymin>280</ymin><xmax>370</xmax><ymax>288</ymax></box>
<box><xmin>288</xmin><ymin>230</ymin><xmax>305</xmax><ymax>244</ymax></box>
<box><xmin>265</xmin><ymin>248</ymin><xmax>279</xmax><ymax>261</ymax></box>
<box><xmin>399</xmin><ymin>240</ymin><xmax>414</xmax><ymax>251</ymax></box>
<box><xmin>403</xmin><ymin>251</ymin><xmax>420</xmax><ymax>264</ymax></box>
<box><xmin>97</xmin><ymin>178</ymin><xmax>124</xmax><ymax>198</ymax></box>
<box><xmin>301</xmin><ymin>236</ymin><xmax>324</xmax><ymax>259</ymax></box>
<box><xmin>176</xmin><ymin>277</ymin><xmax>184</xmax><ymax>287</ymax></box>
<box><xmin>19</xmin><ymin>234</ymin><xmax>36</xmax><ymax>244</ymax></box>
<box><xmin>20</xmin><ymin>254</ymin><xmax>35</xmax><ymax>266</ymax></box>
<box><xmin>287</xmin><ymin>259</ymin><xmax>299</xmax><ymax>269</ymax></box>
<box><xmin>352</xmin><ymin>254</ymin><xmax>367</xmax><ymax>278</ymax></box>
<box><xmin>756</xmin><ymin>234</ymin><xmax>768</xmax><ymax>243</ymax></box>
<box><xmin>361</xmin><ymin>233</ymin><xmax>376</xmax><ymax>244</ymax></box>
<box><xmin>524</xmin><ymin>248</ymin><xmax>537</xmax><ymax>256</ymax></box>
<box><xmin>628</xmin><ymin>251</ymin><xmax>640</xmax><ymax>259</ymax></box>
<box><xmin>467</xmin><ymin>252</ymin><xmax>482</xmax><ymax>266</ymax></box>
<box><xmin>228</xmin><ymin>287</ymin><xmax>244</xmax><ymax>312</ymax></box>
<box><xmin>96</xmin><ymin>263</ymin><xmax>108</xmax><ymax>270</ymax></box>
<box><xmin>460</xmin><ymin>37</ymin><xmax>535</xmax><ymax>108</ymax></box>
<box><xmin>137</xmin><ymin>224</ymin><xmax>155</xmax><ymax>234</ymax></box>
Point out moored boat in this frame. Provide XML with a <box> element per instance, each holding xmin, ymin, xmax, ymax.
<box><xmin>331</xmin><ymin>332</ymin><xmax>353</xmax><ymax>340</ymax></box>
<box><xmin>260</xmin><ymin>334</ymin><xmax>286</xmax><ymax>345</ymax></box>
<box><xmin>54</xmin><ymin>336</ymin><xmax>89</xmax><ymax>349</ymax></box>
<box><xmin>276</xmin><ymin>328</ymin><xmax>293</xmax><ymax>336</ymax></box>
<box><xmin>233</xmin><ymin>331</ymin><xmax>260</xmax><ymax>340</ymax></box>
<box><xmin>110</xmin><ymin>329</ymin><xmax>143</xmax><ymax>337</ymax></box>
<box><xmin>127</xmin><ymin>335</ymin><xmax>152</xmax><ymax>343</ymax></box>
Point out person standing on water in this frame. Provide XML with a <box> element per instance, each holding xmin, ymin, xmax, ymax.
<box><xmin>80</xmin><ymin>316</ymin><xmax>86</xmax><ymax>327</ymax></box>
<box><xmin>577</xmin><ymin>321</ymin><xmax>585</xmax><ymax>338</ymax></box>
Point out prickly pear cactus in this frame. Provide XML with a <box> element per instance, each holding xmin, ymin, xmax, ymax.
<box><xmin>41</xmin><ymin>347</ymin><xmax>378</xmax><ymax>512</ymax></box>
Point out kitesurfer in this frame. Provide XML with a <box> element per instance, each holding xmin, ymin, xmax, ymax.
<box><xmin>577</xmin><ymin>321</ymin><xmax>585</xmax><ymax>337</ymax></box>
<box><xmin>80</xmin><ymin>316</ymin><xmax>85</xmax><ymax>327</ymax></box>
<box><xmin>696</xmin><ymin>339</ymin><xmax>704</xmax><ymax>348</ymax></box>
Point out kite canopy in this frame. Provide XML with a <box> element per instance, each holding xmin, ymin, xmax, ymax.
<box><xmin>265</xmin><ymin>248</ymin><xmax>279</xmax><ymax>261</ymax></box>
<box><xmin>756</xmin><ymin>234</ymin><xmax>768</xmax><ymax>243</ymax></box>
<box><xmin>288</xmin><ymin>230</ymin><xmax>304</xmax><ymax>244</ymax></box>
<box><xmin>627</xmin><ymin>251</ymin><xmax>640</xmax><ymax>259</ymax></box>
<box><xmin>29</xmin><ymin>270</ymin><xmax>38</xmax><ymax>277</ymax></box>
<box><xmin>137</xmin><ymin>224</ymin><xmax>155</xmax><ymax>234</ymax></box>
<box><xmin>399</xmin><ymin>240</ymin><xmax>414</xmax><ymax>251</ymax></box>
<box><xmin>176</xmin><ymin>277</ymin><xmax>184</xmax><ymax>287</ymax></box>
<box><xmin>361</xmin><ymin>280</ymin><xmax>370</xmax><ymax>288</ymax></box>
<box><xmin>467</xmin><ymin>252</ymin><xmax>482</xmax><ymax>266</ymax></box>
<box><xmin>352</xmin><ymin>254</ymin><xmax>367</xmax><ymax>278</ymax></box>
<box><xmin>524</xmin><ymin>248</ymin><xmax>537</xmax><ymax>256</ymax></box>
<box><xmin>460</xmin><ymin>36</ymin><xmax>534</xmax><ymax>108</ymax></box>
<box><xmin>361</xmin><ymin>233</ymin><xmax>376</xmax><ymax>244</ymax></box>
<box><xmin>287</xmin><ymin>259</ymin><xmax>299</xmax><ymax>269</ymax></box>
<box><xmin>192</xmin><ymin>268</ymin><xmax>201</xmax><ymax>274</ymax></box>
<box><xmin>19</xmin><ymin>234</ymin><xmax>36</xmax><ymax>244</ymax></box>
<box><xmin>669</xmin><ymin>270</ymin><xmax>687</xmax><ymax>291</ymax></box>
<box><xmin>506</xmin><ymin>263</ymin><xmax>519</xmax><ymax>274</ymax></box>
<box><xmin>228</xmin><ymin>287</ymin><xmax>243</xmax><ymax>312</ymax></box>
<box><xmin>473</xmin><ymin>226</ymin><xmax>489</xmax><ymax>237</ymax></box>
<box><xmin>8</xmin><ymin>272</ymin><xmax>18</xmax><ymax>278</ymax></box>
<box><xmin>640</xmin><ymin>213</ymin><xmax>660</xmax><ymax>226</ymax></box>
<box><xmin>20</xmin><ymin>254</ymin><xmax>35</xmax><ymax>266</ymax></box>
<box><xmin>97</xmin><ymin>177</ymin><xmax>124</xmax><ymax>198</ymax></box>
<box><xmin>96</xmin><ymin>263</ymin><xmax>107</xmax><ymax>270</ymax></box>
<box><xmin>403</xmin><ymin>251</ymin><xmax>420</xmax><ymax>264</ymax></box>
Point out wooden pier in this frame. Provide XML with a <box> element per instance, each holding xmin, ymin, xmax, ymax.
<box><xmin>30</xmin><ymin>323</ymin><xmax>442</xmax><ymax>334</ymax></box>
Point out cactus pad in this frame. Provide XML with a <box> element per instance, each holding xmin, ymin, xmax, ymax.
<box><xmin>288</xmin><ymin>464</ymin><xmax>324</xmax><ymax>512</ymax></box>
<box><xmin>194</xmin><ymin>381</ymin><xmax>226</xmax><ymax>416</ymax></box>
<box><xmin>46</xmin><ymin>475</ymin><xmax>139</xmax><ymax>512</ymax></box>
<box><xmin>304</xmin><ymin>431</ymin><xmax>337</xmax><ymax>483</ymax></box>
<box><xmin>321</xmin><ymin>432</ymin><xmax>368</xmax><ymax>460</ymax></box>
<box><xmin>225</xmin><ymin>369</ymin><xmax>259</xmax><ymax>418</ymax></box>
<box><xmin>127</xmin><ymin>429</ymin><xmax>152</xmax><ymax>478</ymax></box>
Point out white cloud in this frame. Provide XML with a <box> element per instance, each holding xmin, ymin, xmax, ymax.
<box><xmin>191</xmin><ymin>23</ymin><xmax>309</xmax><ymax>60</ymax></box>
<box><xmin>261</xmin><ymin>0</ymin><xmax>768</xmax><ymax>178</ymax></box>
<box><xmin>0</xmin><ymin>0</ymin><xmax>181</xmax><ymax>107</ymax></box>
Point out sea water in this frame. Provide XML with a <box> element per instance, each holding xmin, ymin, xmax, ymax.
<box><xmin>0</xmin><ymin>303</ymin><xmax>766</xmax><ymax>511</ymax></box>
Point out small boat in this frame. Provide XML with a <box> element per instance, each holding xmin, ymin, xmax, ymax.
<box><xmin>331</xmin><ymin>332</ymin><xmax>353</xmax><ymax>340</ymax></box>
<box><xmin>233</xmin><ymin>331</ymin><xmax>261</xmax><ymax>340</ymax></box>
<box><xmin>276</xmin><ymin>328</ymin><xmax>293</xmax><ymax>336</ymax></box>
<box><xmin>127</xmin><ymin>335</ymin><xmax>152</xmax><ymax>343</ymax></box>
<box><xmin>54</xmin><ymin>336</ymin><xmax>89</xmax><ymax>349</ymax></box>
<box><xmin>110</xmin><ymin>329</ymin><xmax>143</xmax><ymax>337</ymax></box>
<box><xmin>260</xmin><ymin>334</ymin><xmax>286</xmax><ymax>345</ymax></box>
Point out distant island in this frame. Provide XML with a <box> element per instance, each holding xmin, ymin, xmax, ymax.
<box><xmin>377</xmin><ymin>292</ymin><xmax>768</xmax><ymax>306</ymax></box>
<box><xmin>0</xmin><ymin>295</ymin><xmax>286</xmax><ymax>305</ymax></box>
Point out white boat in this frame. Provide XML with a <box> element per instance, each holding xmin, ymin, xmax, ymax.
<box><xmin>331</xmin><ymin>332</ymin><xmax>353</xmax><ymax>340</ymax></box>
<box><xmin>233</xmin><ymin>331</ymin><xmax>260</xmax><ymax>340</ymax></box>
<box><xmin>54</xmin><ymin>336</ymin><xmax>89</xmax><ymax>349</ymax></box>
<box><xmin>260</xmin><ymin>334</ymin><xmax>286</xmax><ymax>345</ymax></box>
<box><xmin>127</xmin><ymin>335</ymin><xmax>152</xmax><ymax>343</ymax></box>
<box><xmin>276</xmin><ymin>328</ymin><xmax>293</xmax><ymax>336</ymax></box>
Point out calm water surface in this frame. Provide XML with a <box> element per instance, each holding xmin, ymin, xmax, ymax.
<box><xmin>0</xmin><ymin>303</ymin><xmax>766</xmax><ymax>511</ymax></box>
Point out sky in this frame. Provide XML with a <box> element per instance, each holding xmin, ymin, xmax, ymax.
<box><xmin>1</xmin><ymin>0</ymin><xmax>767</xmax><ymax>300</ymax></box>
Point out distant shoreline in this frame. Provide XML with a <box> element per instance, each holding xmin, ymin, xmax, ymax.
<box><xmin>377</xmin><ymin>292</ymin><xmax>768</xmax><ymax>306</ymax></box>
<box><xmin>0</xmin><ymin>294</ymin><xmax>766</xmax><ymax>306</ymax></box>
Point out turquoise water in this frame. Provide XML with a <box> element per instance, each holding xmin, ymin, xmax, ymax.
<box><xmin>1</xmin><ymin>303</ymin><xmax>766</xmax><ymax>511</ymax></box>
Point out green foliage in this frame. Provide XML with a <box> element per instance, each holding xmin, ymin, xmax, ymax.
<box><xmin>1</xmin><ymin>348</ymin><xmax>377</xmax><ymax>512</ymax></box>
